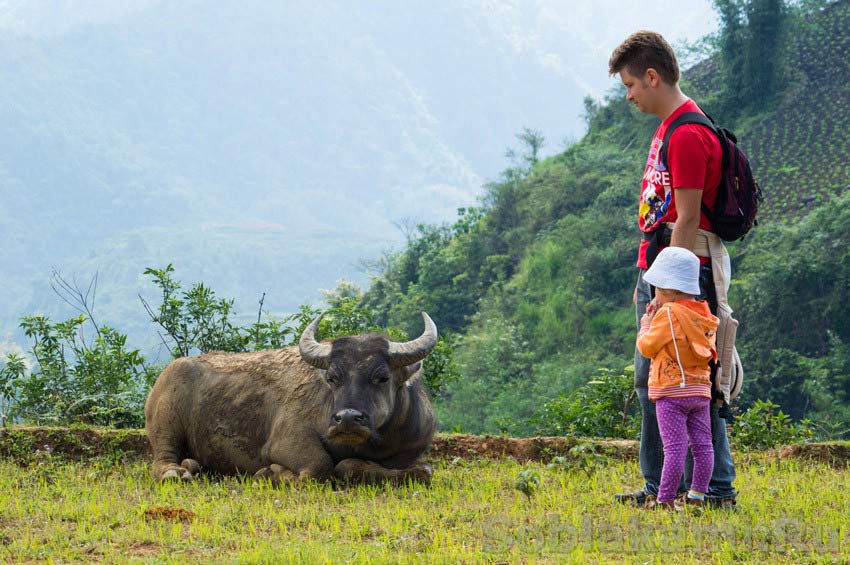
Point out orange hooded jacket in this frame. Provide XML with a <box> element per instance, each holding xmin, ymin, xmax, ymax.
<box><xmin>636</xmin><ymin>299</ymin><xmax>719</xmax><ymax>401</ymax></box>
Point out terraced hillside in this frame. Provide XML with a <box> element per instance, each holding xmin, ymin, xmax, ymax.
<box><xmin>740</xmin><ymin>0</ymin><xmax>850</xmax><ymax>219</ymax></box>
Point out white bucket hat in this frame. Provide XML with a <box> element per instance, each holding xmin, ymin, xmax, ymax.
<box><xmin>643</xmin><ymin>247</ymin><xmax>701</xmax><ymax>295</ymax></box>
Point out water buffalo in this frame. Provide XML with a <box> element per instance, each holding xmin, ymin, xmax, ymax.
<box><xmin>144</xmin><ymin>313</ymin><xmax>437</xmax><ymax>484</ymax></box>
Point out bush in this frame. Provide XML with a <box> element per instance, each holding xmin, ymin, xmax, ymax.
<box><xmin>529</xmin><ymin>367</ymin><xmax>639</xmax><ymax>439</ymax></box>
<box><xmin>8</xmin><ymin>314</ymin><xmax>156</xmax><ymax>427</ymax></box>
<box><xmin>731</xmin><ymin>400</ymin><xmax>814</xmax><ymax>451</ymax></box>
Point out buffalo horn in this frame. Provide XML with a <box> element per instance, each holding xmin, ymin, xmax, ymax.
<box><xmin>299</xmin><ymin>315</ymin><xmax>332</xmax><ymax>369</ymax></box>
<box><xmin>387</xmin><ymin>312</ymin><xmax>438</xmax><ymax>367</ymax></box>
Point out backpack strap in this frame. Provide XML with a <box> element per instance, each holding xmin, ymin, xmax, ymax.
<box><xmin>659</xmin><ymin>111</ymin><xmax>728</xmax><ymax>221</ymax></box>
<box><xmin>659</xmin><ymin>112</ymin><xmax>718</xmax><ymax>169</ymax></box>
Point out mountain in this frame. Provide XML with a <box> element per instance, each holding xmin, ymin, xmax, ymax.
<box><xmin>0</xmin><ymin>0</ymin><xmax>717</xmax><ymax>353</ymax></box>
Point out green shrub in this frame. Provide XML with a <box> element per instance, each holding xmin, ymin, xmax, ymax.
<box><xmin>529</xmin><ymin>367</ymin><xmax>639</xmax><ymax>439</ymax></box>
<box><xmin>731</xmin><ymin>400</ymin><xmax>814</xmax><ymax>451</ymax></box>
<box><xmin>9</xmin><ymin>315</ymin><xmax>156</xmax><ymax>428</ymax></box>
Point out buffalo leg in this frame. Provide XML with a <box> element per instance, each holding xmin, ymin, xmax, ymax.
<box><xmin>148</xmin><ymin>418</ymin><xmax>194</xmax><ymax>481</ymax></box>
<box><xmin>262</xmin><ymin>434</ymin><xmax>336</xmax><ymax>482</ymax></box>
<box><xmin>334</xmin><ymin>459</ymin><xmax>433</xmax><ymax>485</ymax></box>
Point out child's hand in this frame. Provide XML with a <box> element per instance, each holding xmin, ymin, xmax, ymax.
<box><xmin>645</xmin><ymin>299</ymin><xmax>659</xmax><ymax>318</ymax></box>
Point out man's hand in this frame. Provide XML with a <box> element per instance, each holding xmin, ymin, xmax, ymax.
<box><xmin>671</xmin><ymin>188</ymin><xmax>703</xmax><ymax>250</ymax></box>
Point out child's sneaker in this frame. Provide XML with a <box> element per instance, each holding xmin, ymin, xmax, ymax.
<box><xmin>644</xmin><ymin>496</ymin><xmax>676</xmax><ymax>511</ymax></box>
<box><xmin>675</xmin><ymin>496</ymin><xmax>706</xmax><ymax>514</ymax></box>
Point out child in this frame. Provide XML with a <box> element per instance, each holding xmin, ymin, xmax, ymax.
<box><xmin>636</xmin><ymin>247</ymin><xmax>719</xmax><ymax>510</ymax></box>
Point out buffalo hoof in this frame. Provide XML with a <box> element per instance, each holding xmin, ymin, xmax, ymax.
<box><xmin>407</xmin><ymin>462</ymin><xmax>433</xmax><ymax>485</ymax></box>
<box><xmin>334</xmin><ymin>459</ymin><xmax>434</xmax><ymax>486</ymax></box>
<box><xmin>254</xmin><ymin>464</ymin><xmax>298</xmax><ymax>485</ymax></box>
<box><xmin>159</xmin><ymin>469</ymin><xmax>195</xmax><ymax>482</ymax></box>
<box><xmin>181</xmin><ymin>459</ymin><xmax>202</xmax><ymax>475</ymax></box>
<box><xmin>158</xmin><ymin>463</ymin><xmax>197</xmax><ymax>482</ymax></box>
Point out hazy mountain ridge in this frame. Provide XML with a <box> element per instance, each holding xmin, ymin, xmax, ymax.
<box><xmin>0</xmin><ymin>1</ymin><xmax>717</xmax><ymax>353</ymax></box>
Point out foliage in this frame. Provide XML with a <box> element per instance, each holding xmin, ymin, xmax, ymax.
<box><xmin>0</xmin><ymin>355</ymin><xmax>26</xmax><ymax>427</ymax></box>
<box><xmin>548</xmin><ymin>443</ymin><xmax>610</xmax><ymax>476</ymax></box>
<box><xmin>731</xmin><ymin>400</ymin><xmax>814</xmax><ymax>450</ymax></box>
<box><xmin>4</xmin><ymin>264</ymin><xmax>460</xmax><ymax>427</ymax></box>
<box><xmin>8</xmin><ymin>315</ymin><xmax>155</xmax><ymax>428</ymax></box>
<box><xmin>513</xmin><ymin>469</ymin><xmax>541</xmax><ymax>499</ymax></box>
<box><xmin>420</xmin><ymin>335</ymin><xmax>462</xmax><ymax>398</ymax></box>
<box><xmin>141</xmin><ymin>266</ymin><xmax>460</xmax><ymax>397</ymax></box>
<box><xmin>141</xmin><ymin>264</ymin><xmax>255</xmax><ymax>356</ymax></box>
<box><xmin>434</xmin><ymin>307</ymin><xmax>538</xmax><ymax>435</ymax></box>
<box><xmin>713</xmin><ymin>0</ymin><xmax>786</xmax><ymax>116</ymax></box>
<box><xmin>529</xmin><ymin>368</ymin><xmax>639</xmax><ymax>439</ymax></box>
<box><xmin>734</xmin><ymin>191</ymin><xmax>850</xmax><ymax>424</ymax></box>
<box><xmin>505</xmin><ymin>127</ymin><xmax>546</xmax><ymax>174</ymax></box>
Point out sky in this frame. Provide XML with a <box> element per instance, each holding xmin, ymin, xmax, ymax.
<box><xmin>473</xmin><ymin>0</ymin><xmax>719</xmax><ymax>100</ymax></box>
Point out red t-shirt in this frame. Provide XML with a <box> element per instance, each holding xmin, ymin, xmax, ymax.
<box><xmin>636</xmin><ymin>99</ymin><xmax>722</xmax><ymax>268</ymax></box>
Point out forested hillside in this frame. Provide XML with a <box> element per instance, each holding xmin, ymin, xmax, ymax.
<box><xmin>361</xmin><ymin>0</ymin><xmax>850</xmax><ymax>436</ymax></box>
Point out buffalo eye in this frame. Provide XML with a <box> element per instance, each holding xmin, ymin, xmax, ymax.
<box><xmin>325</xmin><ymin>372</ymin><xmax>340</xmax><ymax>386</ymax></box>
<box><xmin>372</xmin><ymin>373</ymin><xmax>390</xmax><ymax>385</ymax></box>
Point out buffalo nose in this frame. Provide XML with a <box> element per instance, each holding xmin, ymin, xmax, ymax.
<box><xmin>333</xmin><ymin>409</ymin><xmax>368</xmax><ymax>426</ymax></box>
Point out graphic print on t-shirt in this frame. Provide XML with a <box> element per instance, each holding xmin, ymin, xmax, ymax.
<box><xmin>640</xmin><ymin>136</ymin><xmax>671</xmax><ymax>229</ymax></box>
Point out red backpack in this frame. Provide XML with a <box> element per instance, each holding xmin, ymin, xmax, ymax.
<box><xmin>660</xmin><ymin>112</ymin><xmax>763</xmax><ymax>241</ymax></box>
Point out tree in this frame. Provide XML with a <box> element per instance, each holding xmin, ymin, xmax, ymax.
<box><xmin>744</xmin><ymin>0</ymin><xmax>785</xmax><ymax>105</ymax></box>
<box><xmin>714</xmin><ymin>0</ymin><xmax>748</xmax><ymax>114</ymax></box>
<box><xmin>714</xmin><ymin>0</ymin><xmax>786</xmax><ymax>114</ymax></box>
<box><xmin>505</xmin><ymin>127</ymin><xmax>546</xmax><ymax>174</ymax></box>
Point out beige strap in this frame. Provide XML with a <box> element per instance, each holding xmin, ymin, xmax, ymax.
<box><xmin>661</xmin><ymin>223</ymin><xmax>730</xmax><ymax>305</ymax></box>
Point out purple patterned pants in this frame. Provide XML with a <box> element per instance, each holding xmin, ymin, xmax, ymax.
<box><xmin>655</xmin><ymin>396</ymin><xmax>714</xmax><ymax>503</ymax></box>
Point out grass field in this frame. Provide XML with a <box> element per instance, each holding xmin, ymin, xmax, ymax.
<box><xmin>1</xmin><ymin>451</ymin><xmax>848</xmax><ymax>563</ymax></box>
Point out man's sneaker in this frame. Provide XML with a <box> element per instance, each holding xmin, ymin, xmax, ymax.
<box><xmin>706</xmin><ymin>496</ymin><xmax>738</xmax><ymax>511</ymax></box>
<box><xmin>614</xmin><ymin>489</ymin><xmax>649</xmax><ymax>506</ymax></box>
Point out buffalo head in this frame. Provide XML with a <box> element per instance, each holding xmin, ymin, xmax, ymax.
<box><xmin>298</xmin><ymin>312</ymin><xmax>437</xmax><ymax>446</ymax></box>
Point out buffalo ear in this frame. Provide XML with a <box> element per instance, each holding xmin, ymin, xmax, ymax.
<box><xmin>402</xmin><ymin>362</ymin><xmax>422</xmax><ymax>381</ymax></box>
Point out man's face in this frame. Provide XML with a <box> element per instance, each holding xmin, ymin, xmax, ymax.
<box><xmin>620</xmin><ymin>68</ymin><xmax>653</xmax><ymax>114</ymax></box>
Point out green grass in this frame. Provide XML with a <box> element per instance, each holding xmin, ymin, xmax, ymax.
<box><xmin>1</xmin><ymin>454</ymin><xmax>848</xmax><ymax>563</ymax></box>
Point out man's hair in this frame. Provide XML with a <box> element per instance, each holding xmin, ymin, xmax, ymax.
<box><xmin>608</xmin><ymin>31</ymin><xmax>680</xmax><ymax>85</ymax></box>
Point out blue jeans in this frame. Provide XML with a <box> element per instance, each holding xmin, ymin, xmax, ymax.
<box><xmin>634</xmin><ymin>268</ymin><xmax>737</xmax><ymax>498</ymax></box>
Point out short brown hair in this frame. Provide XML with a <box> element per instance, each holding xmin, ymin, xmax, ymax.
<box><xmin>608</xmin><ymin>31</ymin><xmax>680</xmax><ymax>85</ymax></box>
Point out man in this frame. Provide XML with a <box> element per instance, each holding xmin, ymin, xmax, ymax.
<box><xmin>608</xmin><ymin>30</ymin><xmax>737</xmax><ymax>509</ymax></box>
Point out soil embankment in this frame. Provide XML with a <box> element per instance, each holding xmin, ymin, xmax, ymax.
<box><xmin>1</xmin><ymin>427</ymin><xmax>847</xmax><ymax>466</ymax></box>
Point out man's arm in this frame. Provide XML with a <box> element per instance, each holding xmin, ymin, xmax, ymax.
<box><xmin>670</xmin><ymin>188</ymin><xmax>702</xmax><ymax>250</ymax></box>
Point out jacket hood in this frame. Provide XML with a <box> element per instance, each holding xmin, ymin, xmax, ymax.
<box><xmin>666</xmin><ymin>300</ymin><xmax>719</xmax><ymax>362</ymax></box>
